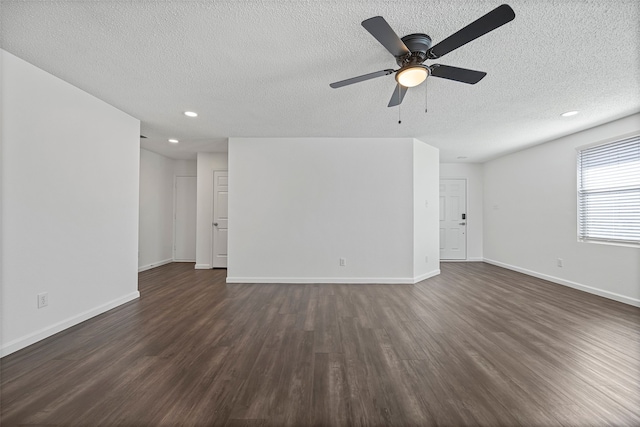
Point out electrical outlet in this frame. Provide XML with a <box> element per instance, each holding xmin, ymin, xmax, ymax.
<box><xmin>37</xmin><ymin>292</ymin><xmax>48</xmax><ymax>308</ymax></box>
<box><xmin>425</xmin><ymin>256</ymin><xmax>429</xmax><ymax>264</ymax></box>
<box><xmin>339</xmin><ymin>258</ymin><xmax>346</xmax><ymax>267</ymax></box>
<box><xmin>557</xmin><ymin>258</ymin><xmax>563</xmax><ymax>268</ymax></box>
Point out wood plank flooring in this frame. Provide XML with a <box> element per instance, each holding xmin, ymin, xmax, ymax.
<box><xmin>2</xmin><ymin>262</ymin><xmax>639</xmax><ymax>426</ymax></box>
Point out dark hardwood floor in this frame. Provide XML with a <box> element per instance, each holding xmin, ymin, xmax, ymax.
<box><xmin>1</xmin><ymin>262</ymin><xmax>639</xmax><ymax>426</ymax></box>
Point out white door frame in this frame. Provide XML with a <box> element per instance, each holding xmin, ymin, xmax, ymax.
<box><xmin>440</xmin><ymin>177</ymin><xmax>468</xmax><ymax>261</ymax></box>
<box><xmin>211</xmin><ymin>170</ymin><xmax>228</xmax><ymax>268</ymax></box>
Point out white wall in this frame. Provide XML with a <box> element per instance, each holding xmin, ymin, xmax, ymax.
<box><xmin>227</xmin><ymin>137</ymin><xmax>439</xmax><ymax>283</ymax></box>
<box><xmin>138</xmin><ymin>149</ymin><xmax>175</xmax><ymax>271</ymax></box>
<box><xmin>174</xmin><ymin>159</ymin><xmax>197</xmax><ymax>176</ymax></box>
<box><xmin>1</xmin><ymin>50</ymin><xmax>140</xmax><ymax>356</ymax></box>
<box><xmin>440</xmin><ymin>163</ymin><xmax>484</xmax><ymax>260</ymax></box>
<box><xmin>195</xmin><ymin>152</ymin><xmax>228</xmax><ymax>268</ymax></box>
<box><xmin>413</xmin><ymin>140</ymin><xmax>440</xmax><ymax>280</ymax></box>
<box><xmin>484</xmin><ymin>113</ymin><xmax>640</xmax><ymax>306</ymax></box>
<box><xmin>0</xmin><ymin>47</ymin><xmax>5</xmax><ymax>346</ymax></box>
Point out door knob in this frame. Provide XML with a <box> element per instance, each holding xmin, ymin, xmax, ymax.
<box><xmin>459</xmin><ymin>222</ymin><xmax>466</xmax><ymax>225</ymax></box>
<box><xmin>213</xmin><ymin>222</ymin><xmax>218</xmax><ymax>227</ymax></box>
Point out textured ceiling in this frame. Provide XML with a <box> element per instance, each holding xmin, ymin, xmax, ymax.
<box><xmin>2</xmin><ymin>1</ymin><xmax>639</xmax><ymax>162</ymax></box>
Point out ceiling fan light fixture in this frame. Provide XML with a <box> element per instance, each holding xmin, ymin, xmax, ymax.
<box><xmin>396</xmin><ymin>66</ymin><xmax>429</xmax><ymax>88</ymax></box>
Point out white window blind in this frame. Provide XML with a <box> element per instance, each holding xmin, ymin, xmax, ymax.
<box><xmin>577</xmin><ymin>135</ymin><xmax>640</xmax><ymax>245</ymax></box>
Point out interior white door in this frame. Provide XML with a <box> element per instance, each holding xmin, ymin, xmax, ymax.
<box><xmin>174</xmin><ymin>176</ymin><xmax>197</xmax><ymax>261</ymax></box>
<box><xmin>212</xmin><ymin>171</ymin><xmax>228</xmax><ymax>268</ymax></box>
<box><xmin>440</xmin><ymin>179</ymin><xmax>467</xmax><ymax>260</ymax></box>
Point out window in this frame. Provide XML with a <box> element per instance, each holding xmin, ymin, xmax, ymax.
<box><xmin>577</xmin><ymin>134</ymin><xmax>640</xmax><ymax>246</ymax></box>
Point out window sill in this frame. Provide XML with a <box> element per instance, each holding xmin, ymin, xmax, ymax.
<box><xmin>578</xmin><ymin>239</ymin><xmax>640</xmax><ymax>249</ymax></box>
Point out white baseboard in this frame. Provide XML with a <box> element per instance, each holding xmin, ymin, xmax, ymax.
<box><xmin>441</xmin><ymin>257</ymin><xmax>483</xmax><ymax>262</ymax></box>
<box><xmin>227</xmin><ymin>276</ymin><xmax>419</xmax><ymax>284</ymax></box>
<box><xmin>483</xmin><ymin>258</ymin><xmax>640</xmax><ymax>308</ymax></box>
<box><xmin>413</xmin><ymin>269</ymin><xmax>441</xmax><ymax>283</ymax></box>
<box><xmin>194</xmin><ymin>264</ymin><xmax>211</xmax><ymax>270</ymax></box>
<box><xmin>1</xmin><ymin>291</ymin><xmax>140</xmax><ymax>357</ymax></box>
<box><xmin>138</xmin><ymin>258</ymin><xmax>172</xmax><ymax>272</ymax></box>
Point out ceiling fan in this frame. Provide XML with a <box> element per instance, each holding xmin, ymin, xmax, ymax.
<box><xmin>330</xmin><ymin>4</ymin><xmax>515</xmax><ymax>107</ymax></box>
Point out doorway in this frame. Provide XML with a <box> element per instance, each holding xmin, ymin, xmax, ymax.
<box><xmin>174</xmin><ymin>176</ymin><xmax>197</xmax><ymax>261</ymax></box>
<box><xmin>211</xmin><ymin>171</ymin><xmax>228</xmax><ymax>268</ymax></box>
<box><xmin>440</xmin><ymin>179</ymin><xmax>467</xmax><ymax>260</ymax></box>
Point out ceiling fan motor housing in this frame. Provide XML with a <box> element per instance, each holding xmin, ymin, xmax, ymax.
<box><xmin>397</xmin><ymin>33</ymin><xmax>432</xmax><ymax>67</ymax></box>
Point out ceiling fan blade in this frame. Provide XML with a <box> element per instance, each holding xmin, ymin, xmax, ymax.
<box><xmin>427</xmin><ymin>4</ymin><xmax>515</xmax><ymax>59</ymax></box>
<box><xmin>330</xmin><ymin>69</ymin><xmax>395</xmax><ymax>88</ymax></box>
<box><xmin>388</xmin><ymin>84</ymin><xmax>408</xmax><ymax>107</ymax></box>
<box><xmin>362</xmin><ymin>16</ymin><xmax>410</xmax><ymax>58</ymax></box>
<box><xmin>430</xmin><ymin>64</ymin><xmax>487</xmax><ymax>84</ymax></box>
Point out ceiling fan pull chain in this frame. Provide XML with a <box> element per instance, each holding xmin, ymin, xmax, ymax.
<box><xmin>398</xmin><ymin>89</ymin><xmax>402</xmax><ymax>124</ymax></box>
<box><xmin>425</xmin><ymin>80</ymin><xmax>428</xmax><ymax>113</ymax></box>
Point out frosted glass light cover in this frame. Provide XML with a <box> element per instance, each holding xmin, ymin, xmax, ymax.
<box><xmin>396</xmin><ymin>67</ymin><xmax>428</xmax><ymax>87</ymax></box>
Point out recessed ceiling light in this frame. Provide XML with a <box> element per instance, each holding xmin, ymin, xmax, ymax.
<box><xmin>168</xmin><ymin>139</ymin><xmax>179</xmax><ymax>143</ymax></box>
<box><xmin>561</xmin><ymin>110</ymin><xmax>579</xmax><ymax>117</ymax></box>
<box><xmin>184</xmin><ymin>111</ymin><xmax>198</xmax><ymax>117</ymax></box>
